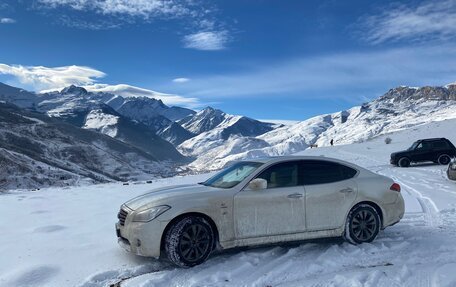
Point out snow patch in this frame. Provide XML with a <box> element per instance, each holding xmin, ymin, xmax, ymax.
<box><xmin>82</xmin><ymin>109</ymin><xmax>119</xmax><ymax>137</ymax></box>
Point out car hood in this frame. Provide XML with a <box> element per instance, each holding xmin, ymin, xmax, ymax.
<box><xmin>124</xmin><ymin>184</ymin><xmax>218</xmax><ymax>211</ymax></box>
<box><xmin>391</xmin><ymin>150</ymin><xmax>408</xmax><ymax>157</ymax></box>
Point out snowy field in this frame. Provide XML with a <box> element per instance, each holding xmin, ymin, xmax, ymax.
<box><xmin>1</xmin><ymin>119</ymin><xmax>456</xmax><ymax>287</ymax></box>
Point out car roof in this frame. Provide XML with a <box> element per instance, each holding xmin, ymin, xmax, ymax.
<box><xmin>419</xmin><ymin>138</ymin><xmax>447</xmax><ymax>141</ymax></box>
<box><xmin>243</xmin><ymin>155</ymin><xmax>353</xmax><ymax>165</ymax></box>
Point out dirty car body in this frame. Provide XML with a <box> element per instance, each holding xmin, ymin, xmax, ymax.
<box><xmin>116</xmin><ymin>156</ymin><xmax>404</xmax><ymax>267</ymax></box>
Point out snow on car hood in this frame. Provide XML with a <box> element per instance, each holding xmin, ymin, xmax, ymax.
<box><xmin>124</xmin><ymin>183</ymin><xmax>216</xmax><ymax>210</ymax></box>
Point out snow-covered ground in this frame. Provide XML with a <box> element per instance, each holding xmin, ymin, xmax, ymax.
<box><xmin>1</xmin><ymin>119</ymin><xmax>456</xmax><ymax>287</ymax></box>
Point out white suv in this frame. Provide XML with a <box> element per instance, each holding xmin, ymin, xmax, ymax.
<box><xmin>116</xmin><ymin>156</ymin><xmax>404</xmax><ymax>267</ymax></box>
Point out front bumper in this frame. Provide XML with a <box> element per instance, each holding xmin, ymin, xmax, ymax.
<box><xmin>115</xmin><ymin>218</ymin><xmax>167</xmax><ymax>258</ymax></box>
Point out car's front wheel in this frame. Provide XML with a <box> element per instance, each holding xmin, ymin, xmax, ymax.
<box><xmin>164</xmin><ymin>216</ymin><xmax>215</xmax><ymax>267</ymax></box>
<box><xmin>344</xmin><ymin>204</ymin><xmax>381</xmax><ymax>244</ymax></box>
<box><xmin>398</xmin><ymin>157</ymin><xmax>411</xmax><ymax>167</ymax></box>
<box><xmin>438</xmin><ymin>154</ymin><xmax>451</xmax><ymax>165</ymax></box>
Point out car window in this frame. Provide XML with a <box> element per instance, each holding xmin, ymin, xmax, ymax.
<box><xmin>416</xmin><ymin>142</ymin><xmax>432</xmax><ymax>150</ymax></box>
<box><xmin>257</xmin><ymin>162</ymin><xmax>299</xmax><ymax>189</ymax></box>
<box><xmin>301</xmin><ymin>161</ymin><xmax>357</xmax><ymax>185</ymax></box>
<box><xmin>433</xmin><ymin>140</ymin><xmax>449</xmax><ymax>149</ymax></box>
<box><xmin>408</xmin><ymin>141</ymin><xmax>419</xmax><ymax>150</ymax></box>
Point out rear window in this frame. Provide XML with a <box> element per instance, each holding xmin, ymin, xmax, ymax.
<box><xmin>301</xmin><ymin>161</ymin><xmax>357</xmax><ymax>185</ymax></box>
<box><xmin>432</xmin><ymin>140</ymin><xmax>450</xmax><ymax>149</ymax></box>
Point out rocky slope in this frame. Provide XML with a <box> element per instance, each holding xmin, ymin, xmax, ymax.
<box><xmin>0</xmin><ymin>103</ymin><xmax>178</xmax><ymax>190</ymax></box>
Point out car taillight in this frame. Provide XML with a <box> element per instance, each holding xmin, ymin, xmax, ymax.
<box><xmin>390</xmin><ymin>183</ymin><xmax>401</xmax><ymax>192</ymax></box>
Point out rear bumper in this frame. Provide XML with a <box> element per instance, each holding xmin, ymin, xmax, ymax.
<box><xmin>382</xmin><ymin>194</ymin><xmax>405</xmax><ymax>228</ymax></box>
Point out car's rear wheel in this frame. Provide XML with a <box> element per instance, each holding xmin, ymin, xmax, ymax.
<box><xmin>398</xmin><ymin>157</ymin><xmax>411</xmax><ymax>167</ymax></box>
<box><xmin>344</xmin><ymin>204</ymin><xmax>381</xmax><ymax>244</ymax></box>
<box><xmin>438</xmin><ymin>154</ymin><xmax>451</xmax><ymax>165</ymax></box>
<box><xmin>164</xmin><ymin>216</ymin><xmax>215</xmax><ymax>267</ymax></box>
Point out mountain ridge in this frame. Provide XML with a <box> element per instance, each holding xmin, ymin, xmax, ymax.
<box><xmin>182</xmin><ymin>83</ymin><xmax>456</xmax><ymax>171</ymax></box>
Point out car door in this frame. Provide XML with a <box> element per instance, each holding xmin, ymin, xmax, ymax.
<box><xmin>233</xmin><ymin>161</ymin><xmax>306</xmax><ymax>239</ymax></box>
<box><xmin>411</xmin><ymin>141</ymin><xmax>432</xmax><ymax>161</ymax></box>
<box><xmin>302</xmin><ymin>160</ymin><xmax>358</xmax><ymax>231</ymax></box>
<box><xmin>433</xmin><ymin>140</ymin><xmax>451</xmax><ymax>158</ymax></box>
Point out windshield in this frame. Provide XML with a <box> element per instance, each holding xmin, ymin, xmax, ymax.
<box><xmin>202</xmin><ymin>161</ymin><xmax>263</xmax><ymax>189</ymax></box>
<box><xmin>408</xmin><ymin>141</ymin><xmax>419</xmax><ymax>150</ymax></box>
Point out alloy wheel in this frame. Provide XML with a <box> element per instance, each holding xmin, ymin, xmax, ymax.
<box><xmin>350</xmin><ymin>209</ymin><xmax>378</xmax><ymax>242</ymax></box>
<box><xmin>179</xmin><ymin>224</ymin><xmax>211</xmax><ymax>262</ymax></box>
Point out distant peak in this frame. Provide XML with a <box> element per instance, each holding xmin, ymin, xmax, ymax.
<box><xmin>61</xmin><ymin>85</ymin><xmax>88</xmax><ymax>95</ymax></box>
<box><xmin>200</xmin><ymin>106</ymin><xmax>223</xmax><ymax>115</ymax></box>
<box><xmin>379</xmin><ymin>84</ymin><xmax>455</xmax><ymax>103</ymax></box>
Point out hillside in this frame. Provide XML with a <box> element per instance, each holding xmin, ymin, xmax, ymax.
<box><xmin>0</xmin><ymin>103</ymin><xmax>178</xmax><ymax>190</ymax></box>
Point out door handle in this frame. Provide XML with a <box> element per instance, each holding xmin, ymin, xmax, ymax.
<box><xmin>287</xmin><ymin>193</ymin><xmax>303</xmax><ymax>199</ymax></box>
<box><xmin>339</xmin><ymin>188</ymin><xmax>354</xmax><ymax>193</ymax></box>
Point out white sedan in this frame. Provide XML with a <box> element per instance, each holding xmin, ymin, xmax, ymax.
<box><xmin>116</xmin><ymin>156</ymin><xmax>404</xmax><ymax>267</ymax></box>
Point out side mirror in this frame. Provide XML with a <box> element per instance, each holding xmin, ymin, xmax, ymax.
<box><xmin>247</xmin><ymin>178</ymin><xmax>267</xmax><ymax>191</ymax></box>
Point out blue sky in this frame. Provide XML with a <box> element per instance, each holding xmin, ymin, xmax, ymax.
<box><xmin>1</xmin><ymin>0</ymin><xmax>456</xmax><ymax>120</ymax></box>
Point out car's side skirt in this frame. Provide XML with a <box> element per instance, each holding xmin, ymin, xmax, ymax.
<box><xmin>220</xmin><ymin>227</ymin><xmax>344</xmax><ymax>249</ymax></box>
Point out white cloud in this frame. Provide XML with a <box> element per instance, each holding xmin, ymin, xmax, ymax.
<box><xmin>183</xmin><ymin>31</ymin><xmax>228</xmax><ymax>51</ymax></box>
<box><xmin>38</xmin><ymin>0</ymin><xmax>190</xmax><ymax>18</ymax></box>
<box><xmin>84</xmin><ymin>84</ymin><xmax>200</xmax><ymax>107</ymax></box>
<box><xmin>36</xmin><ymin>0</ymin><xmax>232</xmax><ymax>49</ymax></box>
<box><xmin>0</xmin><ymin>18</ymin><xmax>15</xmax><ymax>24</ymax></box>
<box><xmin>0</xmin><ymin>63</ymin><xmax>199</xmax><ymax>108</ymax></box>
<box><xmin>172</xmin><ymin>77</ymin><xmax>190</xmax><ymax>83</ymax></box>
<box><xmin>0</xmin><ymin>64</ymin><xmax>105</xmax><ymax>90</ymax></box>
<box><xmin>171</xmin><ymin>45</ymin><xmax>456</xmax><ymax>102</ymax></box>
<box><xmin>360</xmin><ymin>0</ymin><xmax>456</xmax><ymax>44</ymax></box>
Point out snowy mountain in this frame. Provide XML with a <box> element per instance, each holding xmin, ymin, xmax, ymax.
<box><xmin>0</xmin><ymin>102</ymin><xmax>179</xmax><ymax>190</ymax></box>
<box><xmin>40</xmin><ymin>85</ymin><xmax>194</xmax><ymax>124</ymax></box>
<box><xmin>156</xmin><ymin>122</ymin><xmax>195</xmax><ymax>146</ymax></box>
<box><xmin>84</xmin><ymin>83</ymin><xmax>196</xmax><ymax>121</ymax></box>
<box><xmin>178</xmin><ymin>107</ymin><xmax>228</xmax><ymax>134</ymax></box>
<box><xmin>0</xmin><ymin>82</ymin><xmax>38</xmax><ymax>108</ymax></box>
<box><xmin>81</xmin><ymin>108</ymin><xmax>186</xmax><ymax>162</ymax></box>
<box><xmin>0</xmin><ymin>83</ymin><xmax>190</xmax><ymax>159</ymax></box>
<box><xmin>1</xmin><ymin>83</ymin><xmax>195</xmax><ymax>145</ymax></box>
<box><xmin>32</xmin><ymin>86</ymin><xmax>186</xmax><ymax>162</ymax></box>
<box><xmin>185</xmin><ymin>84</ymin><xmax>456</xmax><ymax>171</ymax></box>
<box><xmin>178</xmin><ymin>114</ymin><xmax>277</xmax><ymax>157</ymax></box>
<box><xmin>114</xmin><ymin>96</ymin><xmax>195</xmax><ymax>122</ymax></box>
<box><xmin>49</xmin><ymin>86</ymin><xmax>196</xmax><ymax>146</ymax></box>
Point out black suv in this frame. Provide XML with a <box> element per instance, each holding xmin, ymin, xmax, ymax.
<box><xmin>390</xmin><ymin>138</ymin><xmax>456</xmax><ymax>167</ymax></box>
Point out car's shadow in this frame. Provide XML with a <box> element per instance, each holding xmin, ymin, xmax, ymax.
<box><xmin>409</xmin><ymin>162</ymin><xmax>447</xmax><ymax>167</ymax></box>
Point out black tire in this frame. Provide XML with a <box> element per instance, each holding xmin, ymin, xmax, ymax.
<box><xmin>438</xmin><ymin>154</ymin><xmax>451</xmax><ymax>165</ymax></box>
<box><xmin>164</xmin><ymin>216</ymin><xmax>215</xmax><ymax>267</ymax></box>
<box><xmin>398</xmin><ymin>157</ymin><xmax>411</xmax><ymax>167</ymax></box>
<box><xmin>344</xmin><ymin>204</ymin><xmax>381</xmax><ymax>244</ymax></box>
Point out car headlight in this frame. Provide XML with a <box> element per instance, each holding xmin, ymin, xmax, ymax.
<box><xmin>450</xmin><ymin>162</ymin><xmax>456</xmax><ymax>170</ymax></box>
<box><xmin>132</xmin><ymin>205</ymin><xmax>171</xmax><ymax>222</ymax></box>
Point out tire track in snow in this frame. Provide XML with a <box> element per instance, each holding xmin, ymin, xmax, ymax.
<box><xmin>378</xmin><ymin>169</ymin><xmax>441</xmax><ymax>227</ymax></box>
